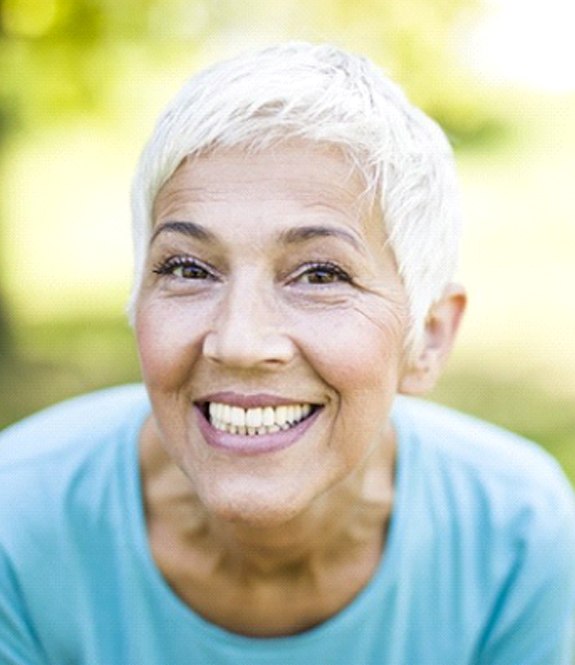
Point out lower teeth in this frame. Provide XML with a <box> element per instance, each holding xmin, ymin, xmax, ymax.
<box><xmin>211</xmin><ymin>419</ymin><xmax>301</xmax><ymax>435</ymax></box>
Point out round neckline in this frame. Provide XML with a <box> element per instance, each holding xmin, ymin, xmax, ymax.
<box><xmin>123</xmin><ymin>393</ymin><xmax>412</xmax><ymax>650</ymax></box>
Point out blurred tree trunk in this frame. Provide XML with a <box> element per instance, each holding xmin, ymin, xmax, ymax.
<box><xmin>0</xmin><ymin>299</ymin><xmax>10</xmax><ymax>361</ymax></box>
<box><xmin>0</xmin><ymin>0</ymin><xmax>13</xmax><ymax>360</ymax></box>
<box><xmin>0</xmin><ymin>106</ymin><xmax>13</xmax><ymax>361</ymax></box>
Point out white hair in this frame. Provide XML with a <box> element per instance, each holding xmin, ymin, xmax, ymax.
<box><xmin>129</xmin><ymin>42</ymin><xmax>462</xmax><ymax>355</ymax></box>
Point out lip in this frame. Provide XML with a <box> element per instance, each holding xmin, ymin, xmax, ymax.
<box><xmin>194</xmin><ymin>402</ymin><xmax>323</xmax><ymax>456</ymax></box>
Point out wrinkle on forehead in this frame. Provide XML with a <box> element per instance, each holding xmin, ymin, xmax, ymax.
<box><xmin>154</xmin><ymin>142</ymin><xmax>371</xmax><ymax>211</ymax></box>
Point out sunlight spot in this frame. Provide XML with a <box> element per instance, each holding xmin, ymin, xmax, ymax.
<box><xmin>461</xmin><ymin>0</ymin><xmax>575</xmax><ymax>91</ymax></box>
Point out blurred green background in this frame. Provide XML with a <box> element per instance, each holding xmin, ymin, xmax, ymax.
<box><xmin>0</xmin><ymin>0</ymin><xmax>574</xmax><ymax>483</ymax></box>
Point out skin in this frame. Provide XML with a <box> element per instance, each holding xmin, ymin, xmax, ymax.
<box><xmin>136</xmin><ymin>142</ymin><xmax>465</xmax><ymax>636</ymax></box>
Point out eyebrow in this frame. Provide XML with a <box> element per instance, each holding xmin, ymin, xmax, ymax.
<box><xmin>150</xmin><ymin>220</ymin><xmax>365</xmax><ymax>254</ymax></box>
<box><xmin>279</xmin><ymin>225</ymin><xmax>364</xmax><ymax>254</ymax></box>
<box><xmin>150</xmin><ymin>221</ymin><xmax>217</xmax><ymax>245</ymax></box>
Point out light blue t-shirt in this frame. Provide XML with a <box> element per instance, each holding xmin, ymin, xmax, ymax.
<box><xmin>1</xmin><ymin>385</ymin><xmax>574</xmax><ymax>665</ymax></box>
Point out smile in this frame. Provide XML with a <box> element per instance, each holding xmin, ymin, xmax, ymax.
<box><xmin>207</xmin><ymin>402</ymin><xmax>316</xmax><ymax>436</ymax></box>
<box><xmin>195</xmin><ymin>394</ymin><xmax>324</xmax><ymax>455</ymax></box>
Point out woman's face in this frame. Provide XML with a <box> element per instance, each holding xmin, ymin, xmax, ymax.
<box><xmin>136</xmin><ymin>142</ymin><xmax>412</xmax><ymax>526</ymax></box>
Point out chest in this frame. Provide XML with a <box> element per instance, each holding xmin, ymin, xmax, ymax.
<box><xmin>149</xmin><ymin>527</ymin><xmax>385</xmax><ymax>637</ymax></box>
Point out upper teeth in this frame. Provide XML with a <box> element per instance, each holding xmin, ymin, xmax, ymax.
<box><xmin>208</xmin><ymin>402</ymin><xmax>313</xmax><ymax>435</ymax></box>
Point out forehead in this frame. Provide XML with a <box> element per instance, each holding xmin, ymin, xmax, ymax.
<box><xmin>152</xmin><ymin>142</ymin><xmax>379</xmax><ymax>229</ymax></box>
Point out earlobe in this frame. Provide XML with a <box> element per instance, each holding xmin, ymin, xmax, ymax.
<box><xmin>399</xmin><ymin>284</ymin><xmax>466</xmax><ymax>396</ymax></box>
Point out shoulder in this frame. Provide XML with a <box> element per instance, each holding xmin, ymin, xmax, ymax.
<box><xmin>392</xmin><ymin>396</ymin><xmax>575</xmax><ymax>533</ymax></box>
<box><xmin>0</xmin><ymin>386</ymin><xmax>151</xmax><ymax>655</ymax></box>
<box><xmin>0</xmin><ymin>383</ymin><xmax>149</xmax><ymax>466</ymax></box>
<box><xmin>393</xmin><ymin>395</ymin><xmax>571</xmax><ymax>492</ymax></box>
<box><xmin>0</xmin><ymin>384</ymin><xmax>150</xmax><ymax>537</ymax></box>
<box><xmin>392</xmin><ymin>397</ymin><xmax>575</xmax><ymax>659</ymax></box>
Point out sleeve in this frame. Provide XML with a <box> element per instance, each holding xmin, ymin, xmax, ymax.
<box><xmin>476</xmin><ymin>484</ymin><xmax>575</xmax><ymax>665</ymax></box>
<box><xmin>0</xmin><ymin>548</ymin><xmax>48</xmax><ymax>665</ymax></box>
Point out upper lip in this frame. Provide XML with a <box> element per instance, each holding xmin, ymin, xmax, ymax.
<box><xmin>195</xmin><ymin>391</ymin><xmax>320</xmax><ymax>409</ymax></box>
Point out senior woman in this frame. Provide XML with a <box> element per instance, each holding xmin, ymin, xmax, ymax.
<box><xmin>1</xmin><ymin>43</ymin><xmax>574</xmax><ymax>665</ymax></box>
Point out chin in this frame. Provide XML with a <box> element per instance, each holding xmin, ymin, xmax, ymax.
<box><xmin>198</xmin><ymin>478</ymin><xmax>316</xmax><ymax>529</ymax></box>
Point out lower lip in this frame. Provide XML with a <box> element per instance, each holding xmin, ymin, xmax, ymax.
<box><xmin>195</xmin><ymin>405</ymin><xmax>322</xmax><ymax>456</ymax></box>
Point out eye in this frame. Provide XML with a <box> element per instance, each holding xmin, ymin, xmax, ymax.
<box><xmin>152</xmin><ymin>256</ymin><xmax>214</xmax><ymax>280</ymax></box>
<box><xmin>294</xmin><ymin>262</ymin><xmax>352</xmax><ymax>285</ymax></box>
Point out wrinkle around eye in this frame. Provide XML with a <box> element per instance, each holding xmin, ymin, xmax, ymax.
<box><xmin>348</xmin><ymin>288</ymin><xmax>410</xmax><ymax>342</ymax></box>
<box><xmin>352</xmin><ymin>302</ymin><xmax>408</xmax><ymax>336</ymax></box>
<box><xmin>281</xmin><ymin>285</ymin><xmax>356</xmax><ymax>310</ymax></box>
<box><xmin>348</xmin><ymin>279</ymin><xmax>410</xmax><ymax>330</ymax></box>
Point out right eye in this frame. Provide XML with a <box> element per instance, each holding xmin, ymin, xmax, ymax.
<box><xmin>152</xmin><ymin>257</ymin><xmax>214</xmax><ymax>280</ymax></box>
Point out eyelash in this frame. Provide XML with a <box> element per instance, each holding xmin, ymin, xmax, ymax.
<box><xmin>152</xmin><ymin>256</ymin><xmax>216</xmax><ymax>281</ymax></box>
<box><xmin>152</xmin><ymin>256</ymin><xmax>352</xmax><ymax>286</ymax></box>
<box><xmin>292</xmin><ymin>261</ymin><xmax>352</xmax><ymax>285</ymax></box>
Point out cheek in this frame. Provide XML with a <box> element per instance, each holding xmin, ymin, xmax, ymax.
<box><xmin>293</xmin><ymin>304</ymin><xmax>407</xmax><ymax>393</ymax></box>
<box><xmin>135</xmin><ymin>300</ymin><xmax>205</xmax><ymax>390</ymax></box>
<box><xmin>304</xmin><ymin>308</ymin><xmax>404</xmax><ymax>468</ymax></box>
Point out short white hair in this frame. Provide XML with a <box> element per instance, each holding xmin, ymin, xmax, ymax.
<box><xmin>129</xmin><ymin>42</ymin><xmax>462</xmax><ymax>355</ymax></box>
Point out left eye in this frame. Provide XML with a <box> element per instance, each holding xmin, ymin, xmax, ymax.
<box><xmin>295</xmin><ymin>263</ymin><xmax>351</xmax><ymax>285</ymax></box>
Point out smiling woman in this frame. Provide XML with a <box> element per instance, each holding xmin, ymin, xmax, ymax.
<box><xmin>1</xmin><ymin>43</ymin><xmax>574</xmax><ymax>665</ymax></box>
<box><xmin>137</xmin><ymin>144</ymin><xmax>409</xmax><ymax>530</ymax></box>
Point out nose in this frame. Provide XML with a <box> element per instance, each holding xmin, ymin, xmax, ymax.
<box><xmin>202</xmin><ymin>281</ymin><xmax>296</xmax><ymax>369</ymax></box>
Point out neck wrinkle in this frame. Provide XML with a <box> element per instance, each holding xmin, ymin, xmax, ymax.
<box><xmin>140</xmin><ymin>414</ymin><xmax>396</xmax><ymax>580</ymax></box>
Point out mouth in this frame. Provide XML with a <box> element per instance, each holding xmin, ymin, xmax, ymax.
<box><xmin>199</xmin><ymin>401</ymin><xmax>320</xmax><ymax>436</ymax></box>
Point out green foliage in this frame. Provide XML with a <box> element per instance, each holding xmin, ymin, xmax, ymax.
<box><xmin>0</xmin><ymin>0</ymin><xmax>229</xmax><ymax>128</ymax></box>
<box><xmin>259</xmin><ymin>0</ymin><xmax>498</xmax><ymax>144</ymax></box>
<box><xmin>0</xmin><ymin>0</ymin><xmax>495</xmax><ymax>140</ymax></box>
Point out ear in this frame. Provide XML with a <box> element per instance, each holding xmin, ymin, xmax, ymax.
<box><xmin>399</xmin><ymin>284</ymin><xmax>466</xmax><ymax>396</ymax></box>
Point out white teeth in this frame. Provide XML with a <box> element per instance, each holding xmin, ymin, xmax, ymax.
<box><xmin>231</xmin><ymin>406</ymin><xmax>245</xmax><ymax>428</ymax></box>
<box><xmin>276</xmin><ymin>406</ymin><xmax>288</xmax><ymax>427</ymax></box>
<box><xmin>246</xmin><ymin>407</ymin><xmax>262</xmax><ymax>428</ymax></box>
<box><xmin>207</xmin><ymin>401</ymin><xmax>315</xmax><ymax>435</ymax></box>
<box><xmin>262</xmin><ymin>407</ymin><xmax>275</xmax><ymax>426</ymax></box>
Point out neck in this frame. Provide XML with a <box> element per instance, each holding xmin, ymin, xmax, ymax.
<box><xmin>140</xmin><ymin>417</ymin><xmax>396</xmax><ymax>578</ymax></box>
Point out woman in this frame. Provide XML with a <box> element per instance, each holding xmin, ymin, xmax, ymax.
<box><xmin>1</xmin><ymin>43</ymin><xmax>574</xmax><ymax>664</ymax></box>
